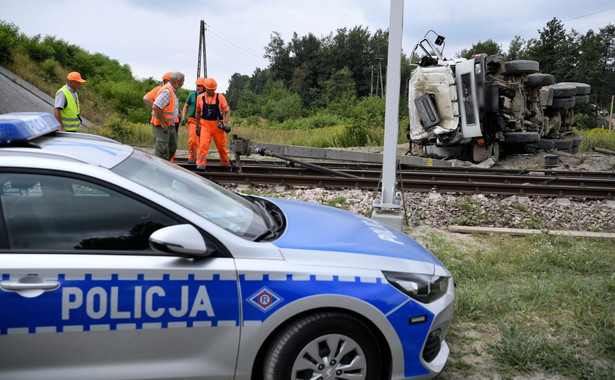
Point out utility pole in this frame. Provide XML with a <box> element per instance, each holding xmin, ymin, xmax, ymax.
<box><xmin>371</xmin><ymin>0</ymin><xmax>404</xmax><ymax>230</ymax></box>
<box><xmin>196</xmin><ymin>20</ymin><xmax>208</xmax><ymax>79</ymax></box>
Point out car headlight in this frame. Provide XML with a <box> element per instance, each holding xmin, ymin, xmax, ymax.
<box><xmin>384</xmin><ymin>271</ymin><xmax>449</xmax><ymax>303</ymax></box>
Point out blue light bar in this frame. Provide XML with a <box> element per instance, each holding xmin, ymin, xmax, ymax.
<box><xmin>0</xmin><ymin>112</ymin><xmax>60</xmax><ymax>144</ymax></box>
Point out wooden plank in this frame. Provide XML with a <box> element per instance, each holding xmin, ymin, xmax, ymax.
<box><xmin>447</xmin><ymin>225</ymin><xmax>615</xmax><ymax>239</ymax></box>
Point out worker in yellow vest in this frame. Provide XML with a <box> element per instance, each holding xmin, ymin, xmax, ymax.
<box><xmin>54</xmin><ymin>72</ymin><xmax>86</xmax><ymax>132</ymax></box>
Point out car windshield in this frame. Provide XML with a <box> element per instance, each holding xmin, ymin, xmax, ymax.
<box><xmin>112</xmin><ymin>150</ymin><xmax>269</xmax><ymax>239</ymax></box>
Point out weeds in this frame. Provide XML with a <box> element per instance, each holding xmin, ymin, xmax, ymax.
<box><xmin>420</xmin><ymin>231</ymin><xmax>615</xmax><ymax>378</ymax></box>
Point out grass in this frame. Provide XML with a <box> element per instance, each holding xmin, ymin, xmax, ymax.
<box><xmin>417</xmin><ymin>231</ymin><xmax>615</xmax><ymax>379</ymax></box>
<box><xmin>579</xmin><ymin>127</ymin><xmax>615</xmax><ymax>152</ymax></box>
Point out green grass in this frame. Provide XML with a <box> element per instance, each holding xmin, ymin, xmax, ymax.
<box><xmin>418</xmin><ymin>231</ymin><xmax>615</xmax><ymax>379</ymax></box>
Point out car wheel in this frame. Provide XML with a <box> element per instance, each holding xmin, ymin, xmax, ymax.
<box><xmin>505</xmin><ymin>60</ymin><xmax>539</xmax><ymax>74</ymax></box>
<box><xmin>264</xmin><ymin>312</ymin><xmax>383</xmax><ymax>380</ymax></box>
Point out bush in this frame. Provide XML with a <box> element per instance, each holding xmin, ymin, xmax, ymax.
<box><xmin>0</xmin><ymin>21</ymin><xmax>20</xmax><ymax>63</ymax></box>
<box><xmin>579</xmin><ymin>128</ymin><xmax>615</xmax><ymax>152</ymax></box>
<box><xmin>306</xmin><ymin>111</ymin><xmax>339</xmax><ymax>128</ymax></box>
<box><xmin>40</xmin><ymin>58</ymin><xmax>59</xmax><ymax>81</ymax></box>
<box><xmin>574</xmin><ymin>113</ymin><xmax>600</xmax><ymax>129</ymax></box>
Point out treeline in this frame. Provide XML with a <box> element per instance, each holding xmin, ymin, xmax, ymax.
<box><xmin>458</xmin><ymin>18</ymin><xmax>615</xmax><ymax>119</ymax></box>
<box><xmin>1</xmin><ymin>18</ymin><xmax>613</xmax><ymax>133</ymax></box>
<box><xmin>229</xmin><ymin>18</ymin><xmax>614</xmax><ymax>129</ymax></box>
<box><xmin>0</xmin><ymin>20</ymin><xmax>189</xmax><ymax>124</ymax></box>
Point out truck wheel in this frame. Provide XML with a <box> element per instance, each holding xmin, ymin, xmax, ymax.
<box><xmin>550</xmin><ymin>97</ymin><xmax>576</xmax><ymax>109</ymax></box>
<box><xmin>537</xmin><ymin>139</ymin><xmax>555</xmax><ymax>150</ymax></box>
<box><xmin>504</xmin><ymin>132</ymin><xmax>540</xmax><ymax>144</ymax></box>
<box><xmin>559</xmin><ymin>82</ymin><xmax>591</xmax><ymax>95</ymax></box>
<box><xmin>552</xmin><ymin>138</ymin><xmax>574</xmax><ymax>150</ymax></box>
<box><xmin>264</xmin><ymin>312</ymin><xmax>383</xmax><ymax>380</ymax></box>
<box><xmin>505</xmin><ymin>60</ymin><xmax>539</xmax><ymax>74</ymax></box>
<box><xmin>574</xmin><ymin>95</ymin><xmax>590</xmax><ymax>105</ymax></box>
<box><xmin>550</xmin><ymin>84</ymin><xmax>577</xmax><ymax>98</ymax></box>
<box><xmin>572</xmin><ymin>134</ymin><xmax>583</xmax><ymax>147</ymax></box>
<box><xmin>524</xmin><ymin>73</ymin><xmax>555</xmax><ymax>87</ymax></box>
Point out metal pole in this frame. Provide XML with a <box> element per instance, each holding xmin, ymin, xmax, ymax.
<box><xmin>609</xmin><ymin>95</ymin><xmax>614</xmax><ymax>131</ymax></box>
<box><xmin>378</xmin><ymin>0</ymin><xmax>403</xmax><ymax>208</ymax></box>
<box><xmin>371</xmin><ymin>0</ymin><xmax>404</xmax><ymax>230</ymax></box>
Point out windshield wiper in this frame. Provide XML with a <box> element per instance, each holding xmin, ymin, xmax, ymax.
<box><xmin>250</xmin><ymin>198</ymin><xmax>282</xmax><ymax>242</ymax></box>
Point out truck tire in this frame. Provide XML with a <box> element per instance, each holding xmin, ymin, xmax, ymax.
<box><xmin>552</xmin><ymin>138</ymin><xmax>574</xmax><ymax>150</ymax></box>
<box><xmin>559</xmin><ymin>82</ymin><xmax>591</xmax><ymax>95</ymax></box>
<box><xmin>264</xmin><ymin>312</ymin><xmax>383</xmax><ymax>380</ymax></box>
<box><xmin>504</xmin><ymin>132</ymin><xmax>540</xmax><ymax>144</ymax></box>
<box><xmin>505</xmin><ymin>60</ymin><xmax>539</xmax><ymax>74</ymax></box>
<box><xmin>550</xmin><ymin>83</ymin><xmax>577</xmax><ymax>98</ymax></box>
<box><xmin>572</xmin><ymin>134</ymin><xmax>583</xmax><ymax>147</ymax></box>
<box><xmin>574</xmin><ymin>94</ymin><xmax>590</xmax><ymax>105</ymax></box>
<box><xmin>524</xmin><ymin>73</ymin><xmax>555</xmax><ymax>87</ymax></box>
<box><xmin>551</xmin><ymin>97</ymin><xmax>576</xmax><ymax>109</ymax></box>
<box><xmin>537</xmin><ymin>139</ymin><xmax>555</xmax><ymax>150</ymax></box>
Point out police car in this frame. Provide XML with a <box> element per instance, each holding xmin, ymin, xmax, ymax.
<box><xmin>0</xmin><ymin>112</ymin><xmax>455</xmax><ymax>380</ymax></box>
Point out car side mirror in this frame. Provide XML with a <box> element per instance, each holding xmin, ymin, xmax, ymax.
<box><xmin>149</xmin><ymin>224</ymin><xmax>208</xmax><ymax>258</ymax></box>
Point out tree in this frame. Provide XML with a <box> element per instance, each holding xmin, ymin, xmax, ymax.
<box><xmin>526</xmin><ymin>18</ymin><xmax>577</xmax><ymax>81</ymax></box>
<box><xmin>458</xmin><ymin>39</ymin><xmax>502</xmax><ymax>59</ymax></box>
<box><xmin>0</xmin><ymin>20</ymin><xmax>20</xmax><ymax>63</ymax></box>
<box><xmin>506</xmin><ymin>35</ymin><xmax>527</xmax><ymax>60</ymax></box>
<box><xmin>225</xmin><ymin>73</ymin><xmax>250</xmax><ymax>110</ymax></box>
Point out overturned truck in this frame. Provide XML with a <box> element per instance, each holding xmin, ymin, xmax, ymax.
<box><xmin>408</xmin><ymin>31</ymin><xmax>590</xmax><ymax>163</ymax></box>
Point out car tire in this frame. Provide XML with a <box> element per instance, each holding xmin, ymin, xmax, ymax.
<box><xmin>550</xmin><ymin>97</ymin><xmax>576</xmax><ymax>109</ymax></box>
<box><xmin>505</xmin><ymin>60</ymin><xmax>539</xmax><ymax>74</ymax></box>
<box><xmin>264</xmin><ymin>312</ymin><xmax>383</xmax><ymax>380</ymax></box>
<box><xmin>524</xmin><ymin>73</ymin><xmax>555</xmax><ymax>87</ymax></box>
<box><xmin>504</xmin><ymin>131</ymin><xmax>540</xmax><ymax>144</ymax></box>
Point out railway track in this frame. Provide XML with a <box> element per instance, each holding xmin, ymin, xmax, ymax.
<box><xmin>175</xmin><ymin>158</ymin><xmax>615</xmax><ymax>199</ymax></box>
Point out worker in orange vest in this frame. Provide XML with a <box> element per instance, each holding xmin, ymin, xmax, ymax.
<box><xmin>181</xmin><ymin>77</ymin><xmax>206</xmax><ymax>164</ymax></box>
<box><xmin>194</xmin><ymin>78</ymin><xmax>231</xmax><ymax>172</ymax></box>
<box><xmin>144</xmin><ymin>72</ymin><xmax>181</xmax><ymax>161</ymax></box>
<box><xmin>143</xmin><ymin>72</ymin><xmax>171</xmax><ymax>110</ymax></box>
<box><xmin>151</xmin><ymin>72</ymin><xmax>184</xmax><ymax>161</ymax></box>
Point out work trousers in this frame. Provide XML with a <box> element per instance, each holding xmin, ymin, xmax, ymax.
<box><xmin>152</xmin><ymin>123</ymin><xmax>177</xmax><ymax>161</ymax></box>
<box><xmin>196</xmin><ymin>119</ymin><xmax>229</xmax><ymax>170</ymax></box>
<box><xmin>187</xmin><ymin>117</ymin><xmax>199</xmax><ymax>164</ymax></box>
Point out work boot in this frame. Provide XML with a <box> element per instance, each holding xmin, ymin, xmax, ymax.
<box><xmin>195</xmin><ymin>165</ymin><xmax>206</xmax><ymax>173</ymax></box>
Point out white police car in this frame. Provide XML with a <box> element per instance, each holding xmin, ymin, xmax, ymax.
<box><xmin>0</xmin><ymin>112</ymin><xmax>454</xmax><ymax>380</ymax></box>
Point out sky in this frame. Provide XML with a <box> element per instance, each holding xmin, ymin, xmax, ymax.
<box><xmin>1</xmin><ymin>0</ymin><xmax>614</xmax><ymax>93</ymax></box>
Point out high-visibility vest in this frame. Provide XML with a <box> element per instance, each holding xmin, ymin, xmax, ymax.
<box><xmin>152</xmin><ymin>83</ymin><xmax>176</xmax><ymax>126</ymax></box>
<box><xmin>56</xmin><ymin>85</ymin><xmax>81</xmax><ymax>131</ymax></box>
<box><xmin>147</xmin><ymin>85</ymin><xmax>162</xmax><ymax>124</ymax></box>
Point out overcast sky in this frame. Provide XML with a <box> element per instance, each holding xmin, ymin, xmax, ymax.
<box><xmin>1</xmin><ymin>0</ymin><xmax>614</xmax><ymax>92</ymax></box>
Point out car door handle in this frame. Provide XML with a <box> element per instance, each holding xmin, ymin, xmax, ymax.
<box><xmin>1</xmin><ymin>280</ymin><xmax>60</xmax><ymax>291</ymax></box>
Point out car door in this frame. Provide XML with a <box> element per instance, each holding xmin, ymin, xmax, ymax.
<box><xmin>0</xmin><ymin>171</ymin><xmax>240</xmax><ymax>380</ymax></box>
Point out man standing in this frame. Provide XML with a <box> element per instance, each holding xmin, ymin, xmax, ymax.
<box><xmin>181</xmin><ymin>77</ymin><xmax>206</xmax><ymax>164</ymax></box>
<box><xmin>194</xmin><ymin>78</ymin><xmax>231</xmax><ymax>172</ymax></box>
<box><xmin>152</xmin><ymin>72</ymin><xmax>184</xmax><ymax>161</ymax></box>
<box><xmin>54</xmin><ymin>71</ymin><xmax>86</xmax><ymax>132</ymax></box>
<box><xmin>143</xmin><ymin>72</ymin><xmax>172</xmax><ymax>110</ymax></box>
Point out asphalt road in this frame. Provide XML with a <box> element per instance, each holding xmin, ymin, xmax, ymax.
<box><xmin>0</xmin><ymin>66</ymin><xmax>55</xmax><ymax>114</ymax></box>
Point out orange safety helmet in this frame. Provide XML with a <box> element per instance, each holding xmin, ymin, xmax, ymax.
<box><xmin>204</xmin><ymin>78</ymin><xmax>217</xmax><ymax>90</ymax></box>
<box><xmin>195</xmin><ymin>77</ymin><xmax>207</xmax><ymax>86</ymax></box>
<box><xmin>162</xmin><ymin>72</ymin><xmax>172</xmax><ymax>81</ymax></box>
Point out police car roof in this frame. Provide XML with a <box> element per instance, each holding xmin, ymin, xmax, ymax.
<box><xmin>0</xmin><ymin>112</ymin><xmax>133</xmax><ymax>168</ymax></box>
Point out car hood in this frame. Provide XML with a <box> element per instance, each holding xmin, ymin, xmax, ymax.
<box><xmin>267</xmin><ymin>198</ymin><xmax>443</xmax><ymax>273</ymax></box>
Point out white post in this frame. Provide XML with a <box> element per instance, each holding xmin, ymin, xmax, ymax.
<box><xmin>371</xmin><ymin>0</ymin><xmax>404</xmax><ymax>230</ymax></box>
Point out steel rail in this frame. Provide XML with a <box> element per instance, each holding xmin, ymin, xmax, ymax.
<box><xmin>185</xmin><ymin>165</ymin><xmax>615</xmax><ymax>199</ymax></box>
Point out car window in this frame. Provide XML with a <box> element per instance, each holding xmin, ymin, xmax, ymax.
<box><xmin>0</xmin><ymin>172</ymin><xmax>178</xmax><ymax>251</ymax></box>
<box><xmin>112</xmin><ymin>150</ymin><xmax>269</xmax><ymax>239</ymax></box>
